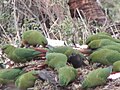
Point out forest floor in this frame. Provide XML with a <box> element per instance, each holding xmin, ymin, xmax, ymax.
<box><xmin>0</xmin><ymin>52</ymin><xmax>120</xmax><ymax>90</ymax></box>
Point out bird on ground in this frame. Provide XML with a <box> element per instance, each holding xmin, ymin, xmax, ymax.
<box><xmin>99</xmin><ymin>45</ymin><xmax>120</xmax><ymax>53</ymax></box>
<box><xmin>15</xmin><ymin>70</ymin><xmax>38</xmax><ymax>90</ymax></box>
<box><xmin>86</xmin><ymin>32</ymin><xmax>120</xmax><ymax>45</ymax></box>
<box><xmin>0</xmin><ymin>68</ymin><xmax>25</xmax><ymax>85</ymax></box>
<box><xmin>82</xmin><ymin>66</ymin><xmax>112</xmax><ymax>89</ymax></box>
<box><xmin>22</xmin><ymin>30</ymin><xmax>48</xmax><ymax>47</ymax></box>
<box><xmin>88</xmin><ymin>39</ymin><xmax>120</xmax><ymax>50</ymax></box>
<box><xmin>48</xmin><ymin>46</ymin><xmax>75</xmax><ymax>57</ymax></box>
<box><xmin>48</xmin><ymin>46</ymin><xmax>87</xmax><ymax>68</ymax></box>
<box><xmin>68</xmin><ymin>53</ymin><xmax>87</xmax><ymax>68</ymax></box>
<box><xmin>58</xmin><ymin>66</ymin><xmax>77</xmax><ymax>86</ymax></box>
<box><xmin>113</xmin><ymin>61</ymin><xmax>120</xmax><ymax>72</ymax></box>
<box><xmin>89</xmin><ymin>49</ymin><xmax>120</xmax><ymax>65</ymax></box>
<box><xmin>45</xmin><ymin>53</ymin><xmax>67</xmax><ymax>70</ymax></box>
<box><xmin>2</xmin><ymin>44</ymin><xmax>43</xmax><ymax>63</ymax></box>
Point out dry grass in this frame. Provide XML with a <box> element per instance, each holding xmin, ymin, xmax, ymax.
<box><xmin>0</xmin><ymin>0</ymin><xmax>120</xmax><ymax>47</ymax></box>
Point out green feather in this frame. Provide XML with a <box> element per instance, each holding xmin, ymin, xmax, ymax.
<box><xmin>89</xmin><ymin>49</ymin><xmax>120</xmax><ymax>65</ymax></box>
<box><xmin>58</xmin><ymin>66</ymin><xmax>77</xmax><ymax>86</ymax></box>
<box><xmin>15</xmin><ymin>70</ymin><xmax>38</xmax><ymax>90</ymax></box>
<box><xmin>88</xmin><ymin>39</ymin><xmax>120</xmax><ymax>50</ymax></box>
<box><xmin>113</xmin><ymin>61</ymin><xmax>120</xmax><ymax>72</ymax></box>
<box><xmin>22</xmin><ymin>30</ymin><xmax>48</xmax><ymax>47</ymax></box>
<box><xmin>0</xmin><ymin>68</ymin><xmax>24</xmax><ymax>84</ymax></box>
<box><xmin>46</xmin><ymin>53</ymin><xmax>67</xmax><ymax>69</ymax></box>
<box><xmin>48</xmin><ymin>46</ymin><xmax>84</xmax><ymax>58</ymax></box>
<box><xmin>82</xmin><ymin>67</ymin><xmax>112</xmax><ymax>89</ymax></box>
<box><xmin>2</xmin><ymin>45</ymin><xmax>41</xmax><ymax>63</ymax></box>
<box><xmin>86</xmin><ymin>32</ymin><xmax>120</xmax><ymax>44</ymax></box>
<box><xmin>2</xmin><ymin>44</ymin><xmax>16</xmax><ymax>55</ymax></box>
<box><xmin>99</xmin><ymin>45</ymin><xmax>120</xmax><ymax>53</ymax></box>
<box><xmin>48</xmin><ymin>46</ymin><xmax>73</xmax><ymax>57</ymax></box>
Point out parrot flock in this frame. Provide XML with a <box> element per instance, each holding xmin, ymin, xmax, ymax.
<box><xmin>87</xmin><ymin>32</ymin><xmax>120</xmax><ymax>65</ymax></box>
<box><xmin>83</xmin><ymin>32</ymin><xmax>120</xmax><ymax>89</ymax></box>
<box><xmin>1</xmin><ymin>30</ymin><xmax>120</xmax><ymax>90</ymax></box>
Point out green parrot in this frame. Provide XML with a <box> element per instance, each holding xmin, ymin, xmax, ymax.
<box><xmin>89</xmin><ymin>49</ymin><xmax>120</xmax><ymax>65</ymax></box>
<box><xmin>15</xmin><ymin>70</ymin><xmax>38</xmax><ymax>90</ymax></box>
<box><xmin>48</xmin><ymin>46</ymin><xmax>85</xmax><ymax>58</ymax></box>
<box><xmin>99</xmin><ymin>45</ymin><xmax>120</xmax><ymax>53</ymax></box>
<box><xmin>2</xmin><ymin>44</ymin><xmax>42</xmax><ymax>63</ymax></box>
<box><xmin>48</xmin><ymin>46</ymin><xmax>86</xmax><ymax>68</ymax></box>
<box><xmin>113</xmin><ymin>61</ymin><xmax>120</xmax><ymax>72</ymax></box>
<box><xmin>58</xmin><ymin>66</ymin><xmax>77</xmax><ymax>86</ymax></box>
<box><xmin>88</xmin><ymin>39</ymin><xmax>120</xmax><ymax>50</ymax></box>
<box><xmin>86</xmin><ymin>32</ymin><xmax>120</xmax><ymax>44</ymax></box>
<box><xmin>82</xmin><ymin>67</ymin><xmax>112</xmax><ymax>89</ymax></box>
<box><xmin>45</xmin><ymin>53</ymin><xmax>67</xmax><ymax>70</ymax></box>
<box><xmin>0</xmin><ymin>68</ymin><xmax>24</xmax><ymax>85</ymax></box>
<box><xmin>22</xmin><ymin>30</ymin><xmax>48</xmax><ymax>47</ymax></box>
<box><xmin>48</xmin><ymin>46</ymin><xmax>74</xmax><ymax>57</ymax></box>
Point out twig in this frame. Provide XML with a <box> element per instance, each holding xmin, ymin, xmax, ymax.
<box><xmin>43</xmin><ymin>23</ymin><xmax>50</xmax><ymax>38</ymax></box>
<box><xmin>13</xmin><ymin>0</ymin><xmax>21</xmax><ymax>45</ymax></box>
<box><xmin>76</xmin><ymin>8</ymin><xmax>89</xmax><ymax>44</ymax></box>
<box><xmin>0</xmin><ymin>24</ymin><xmax>12</xmax><ymax>43</ymax></box>
<box><xmin>49</xmin><ymin>18</ymin><xmax>59</xmax><ymax>31</ymax></box>
<box><xmin>19</xmin><ymin>0</ymin><xmax>38</xmax><ymax>19</ymax></box>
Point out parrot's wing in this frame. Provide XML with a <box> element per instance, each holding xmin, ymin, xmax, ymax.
<box><xmin>13</xmin><ymin>48</ymin><xmax>40</xmax><ymax>59</ymax></box>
